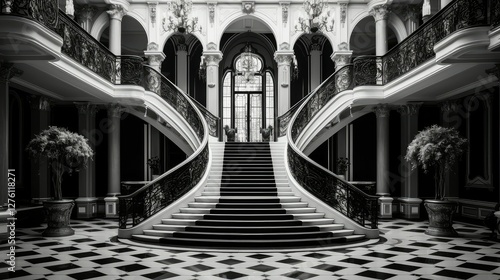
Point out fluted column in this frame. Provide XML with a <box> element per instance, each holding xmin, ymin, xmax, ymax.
<box><xmin>105</xmin><ymin>104</ymin><xmax>121</xmax><ymax>217</ymax></box>
<box><xmin>0</xmin><ymin>63</ymin><xmax>21</xmax><ymax>207</ymax></box>
<box><xmin>176</xmin><ymin>43</ymin><xmax>188</xmax><ymax>93</ymax></box>
<box><xmin>374</xmin><ymin>104</ymin><xmax>393</xmax><ymax>218</ymax></box>
<box><xmin>76</xmin><ymin>5</ymin><xmax>97</xmax><ymax>33</ymax></box>
<box><xmin>398</xmin><ymin>103</ymin><xmax>422</xmax><ymax>219</ymax></box>
<box><xmin>403</xmin><ymin>5</ymin><xmax>420</xmax><ymax>35</ymax></box>
<box><xmin>331</xmin><ymin>42</ymin><xmax>353</xmax><ymax>71</ymax></box>
<box><xmin>203</xmin><ymin>49</ymin><xmax>223</xmax><ymax>117</ymax></box>
<box><xmin>75</xmin><ymin>103</ymin><xmax>98</xmax><ymax>219</ymax></box>
<box><xmin>274</xmin><ymin>51</ymin><xmax>294</xmax><ymax>116</ymax></box>
<box><xmin>309</xmin><ymin>44</ymin><xmax>321</xmax><ymax>91</ymax></box>
<box><xmin>107</xmin><ymin>4</ymin><xmax>127</xmax><ymax>55</ymax></box>
<box><xmin>29</xmin><ymin>96</ymin><xmax>51</xmax><ymax>200</ymax></box>
<box><xmin>369</xmin><ymin>5</ymin><xmax>390</xmax><ymax>56</ymax></box>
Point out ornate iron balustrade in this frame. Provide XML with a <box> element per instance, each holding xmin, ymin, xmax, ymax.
<box><xmin>55</xmin><ymin>11</ymin><xmax>117</xmax><ymax>83</ymax></box>
<box><xmin>291</xmin><ymin>65</ymin><xmax>353</xmax><ymax>142</ymax></box>
<box><xmin>2</xmin><ymin>0</ymin><xmax>59</xmax><ymax>29</ymax></box>
<box><xmin>277</xmin><ymin>93</ymin><xmax>311</xmax><ymax>137</ymax></box>
<box><xmin>491</xmin><ymin>0</ymin><xmax>500</xmax><ymax>29</ymax></box>
<box><xmin>288</xmin><ymin>146</ymin><xmax>378</xmax><ymax>229</ymax></box>
<box><xmin>382</xmin><ymin>0</ymin><xmax>488</xmax><ymax>84</ymax></box>
<box><xmin>119</xmin><ymin>144</ymin><xmax>208</xmax><ymax>229</ymax></box>
<box><xmin>118</xmin><ymin>56</ymin><xmax>145</xmax><ymax>86</ymax></box>
<box><xmin>353</xmin><ymin>56</ymin><xmax>379</xmax><ymax>87</ymax></box>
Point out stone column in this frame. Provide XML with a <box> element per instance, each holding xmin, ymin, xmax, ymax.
<box><xmin>203</xmin><ymin>46</ymin><xmax>223</xmax><ymax>117</ymax></box>
<box><xmin>144</xmin><ymin>43</ymin><xmax>165</xmax><ymax>73</ymax></box>
<box><xmin>374</xmin><ymin>104</ymin><xmax>393</xmax><ymax>218</ymax></box>
<box><xmin>422</xmin><ymin>0</ymin><xmax>431</xmax><ymax>22</ymax></box>
<box><xmin>331</xmin><ymin>42</ymin><xmax>353</xmax><ymax>72</ymax></box>
<box><xmin>75</xmin><ymin>103</ymin><xmax>98</xmax><ymax>219</ymax></box>
<box><xmin>29</xmin><ymin>96</ymin><xmax>51</xmax><ymax>200</ymax></box>
<box><xmin>76</xmin><ymin>5</ymin><xmax>96</xmax><ymax>32</ymax></box>
<box><xmin>107</xmin><ymin>4</ymin><xmax>127</xmax><ymax>55</ymax></box>
<box><xmin>369</xmin><ymin>5</ymin><xmax>390</xmax><ymax>56</ymax></box>
<box><xmin>274</xmin><ymin>50</ymin><xmax>294</xmax><ymax>116</ymax></box>
<box><xmin>486</xmin><ymin>65</ymin><xmax>500</xmax><ymax>205</ymax></box>
<box><xmin>309</xmin><ymin>43</ymin><xmax>321</xmax><ymax>91</ymax></box>
<box><xmin>176</xmin><ymin>43</ymin><xmax>188</xmax><ymax>93</ymax></box>
<box><xmin>105</xmin><ymin>104</ymin><xmax>121</xmax><ymax>218</ymax></box>
<box><xmin>403</xmin><ymin>5</ymin><xmax>420</xmax><ymax>35</ymax></box>
<box><xmin>0</xmin><ymin>63</ymin><xmax>21</xmax><ymax>207</ymax></box>
<box><xmin>398</xmin><ymin>103</ymin><xmax>422</xmax><ymax>219</ymax></box>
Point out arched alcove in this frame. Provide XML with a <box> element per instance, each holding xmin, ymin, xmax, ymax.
<box><xmin>349</xmin><ymin>16</ymin><xmax>398</xmax><ymax>58</ymax></box>
<box><xmin>99</xmin><ymin>15</ymin><xmax>148</xmax><ymax>56</ymax></box>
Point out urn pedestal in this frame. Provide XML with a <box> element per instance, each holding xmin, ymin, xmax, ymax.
<box><xmin>424</xmin><ymin>200</ymin><xmax>458</xmax><ymax>237</ymax></box>
<box><xmin>42</xmin><ymin>199</ymin><xmax>75</xmax><ymax>237</ymax></box>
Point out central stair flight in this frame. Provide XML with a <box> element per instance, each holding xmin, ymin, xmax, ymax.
<box><xmin>132</xmin><ymin>142</ymin><xmax>366</xmax><ymax>249</ymax></box>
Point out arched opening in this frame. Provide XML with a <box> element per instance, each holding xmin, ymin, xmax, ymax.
<box><xmin>99</xmin><ymin>15</ymin><xmax>148</xmax><ymax>56</ymax></box>
<box><xmin>349</xmin><ymin>16</ymin><xmax>398</xmax><ymax>59</ymax></box>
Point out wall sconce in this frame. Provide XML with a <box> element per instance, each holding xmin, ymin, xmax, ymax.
<box><xmin>295</xmin><ymin>0</ymin><xmax>334</xmax><ymax>33</ymax></box>
<box><xmin>162</xmin><ymin>0</ymin><xmax>202</xmax><ymax>34</ymax></box>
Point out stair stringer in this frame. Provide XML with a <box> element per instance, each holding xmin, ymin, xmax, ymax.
<box><xmin>117</xmin><ymin>143</ymin><xmax>217</xmax><ymax>239</ymax></box>
<box><xmin>272</xmin><ymin>142</ymin><xmax>379</xmax><ymax>239</ymax></box>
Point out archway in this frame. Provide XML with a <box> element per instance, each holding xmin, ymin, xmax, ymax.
<box><xmin>98</xmin><ymin>15</ymin><xmax>148</xmax><ymax>56</ymax></box>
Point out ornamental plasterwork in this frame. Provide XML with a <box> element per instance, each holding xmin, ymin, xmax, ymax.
<box><xmin>280</xmin><ymin>2</ymin><xmax>289</xmax><ymax>26</ymax></box>
<box><xmin>107</xmin><ymin>4</ymin><xmax>127</xmax><ymax>20</ymax></box>
<box><xmin>373</xmin><ymin>104</ymin><xmax>391</xmax><ymax>118</ymax></box>
<box><xmin>208</xmin><ymin>3</ymin><xmax>216</xmax><ymax>26</ymax></box>
<box><xmin>339</xmin><ymin>3</ymin><xmax>347</xmax><ymax>25</ymax></box>
<box><xmin>207</xmin><ymin>42</ymin><xmax>217</xmax><ymax>50</ymax></box>
<box><xmin>148</xmin><ymin>2</ymin><xmax>157</xmax><ymax>26</ymax></box>
<box><xmin>147</xmin><ymin>42</ymin><xmax>159</xmax><ymax>51</ymax></box>
<box><xmin>280</xmin><ymin>42</ymin><xmax>290</xmax><ymax>50</ymax></box>
<box><xmin>369</xmin><ymin>4</ymin><xmax>390</xmax><ymax>22</ymax></box>
<box><xmin>242</xmin><ymin>2</ymin><xmax>255</xmax><ymax>14</ymax></box>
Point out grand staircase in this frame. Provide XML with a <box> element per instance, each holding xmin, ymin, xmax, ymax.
<box><xmin>131</xmin><ymin>142</ymin><xmax>367</xmax><ymax>249</ymax></box>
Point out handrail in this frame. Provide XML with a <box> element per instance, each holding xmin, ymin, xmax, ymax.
<box><xmin>277</xmin><ymin>91</ymin><xmax>315</xmax><ymax>137</ymax></box>
<box><xmin>287</xmin><ymin>65</ymin><xmax>379</xmax><ymax>229</ymax></box>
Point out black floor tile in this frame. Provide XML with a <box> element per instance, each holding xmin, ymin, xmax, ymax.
<box><xmin>313</xmin><ymin>264</ymin><xmax>345</xmax><ymax>273</ymax></box>
<box><xmin>408</xmin><ymin>242</ymin><xmax>436</xmax><ymax>248</ymax></box>
<box><xmin>46</xmin><ymin>263</ymin><xmax>81</xmax><ymax>272</ymax></box>
<box><xmin>26</xmin><ymin>256</ymin><xmax>60</xmax><ymax>264</ymax></box>
<box><xmin>215</xmin><ymin>271</ymin><xmax>247</xmax><ymax>279</ymax></box>
<box><xmin>431</xmin><ymin>251</ymin><xmax>463</xmax><ymax>258</ymax></box>
<box><xmin>458</xmin><ymin>262</ymin><xmax>498</xmax><ymax>271</ymax></box>
<box><xmin>407</xmin><ymin>257</ymin><xmax>442</xmax><ymax>265</ymax></box>
<box><xmin>191</xmin><ymin>253</ymin><xmax>215</xmax><ymax>259</ymax></box>
<box><xmin>91</xmin><ymin>257</ymin><xmax>123</xmax><ymax>265</ymax></box>
<box><xmin>248</xmin><ymin>264</ymin><xmax>277</xmax><ymax>272</ymax></box>
<box><xmin>132</xmin><ymin>252</ymin><xmax>158</xmax><ymax>258</ymax></box>
<box><xmin>304</xmin><ymin>252</ymin><xmax>329</xmax><ymax>259</ymax></box>
<box><xmin>383</xmin><ymin>263</ymin><xmax>420</xmax><ymax>272</ymax></box>
<box><xmin>340</xmin><ymin>257</ymin><xmax>371</xmax><ymax>265</ymax></box>
<box><xmin>435</xmin><ymin>269</ymin><xmax>475</xmax><ymax>279</ymax></box>
<box><xmin>365</xmin><ymin>252</ymin><xmax>397</xmax><ymax>259</ymax></box>
<box><xmin>143</xmin><ymin>271</ymin><xmax>178</xmax><ymax>279</ymax></box>
<box><xmin>449</xmin><ymin>245</ymin><xmax>481</xmax><ymax>252</ymax></box>
<box><xmin>183</xmin><ymin>264</ymin><xmax>214</xmax><ymax>272</ymax></box>
<box><xmin>67</xmin><ymin>270</ymin><xmax>107</xmax><ymax>280</ymax></box>
<box><xmin>278</xmin><ymin>258</ymin><xmax>304</xmax><ymax>265</ymax></box>
<box><xmin>52</xmin><ymin>246</ymin><xmax>80</xmax><ymax>252</ymax></box>
<box><xmin>247</xmin><ymin>253</ymin><xmax>272</xmax><ymax>259</ymax></box>
<box><xmin>478</xmin><ymin>256</ymin><xmax>500</xmax><ymax>263</ymax></box>
<box><xmin>116</xmin><ymin>263</ymin><xmax>149</xmax><ymax>272</ymax></box>
<box><xmin>218</xmin><ymin>259</ymin><xmax>245</xmax><ymax>266</ymax></box>
<box><xmin>282</xmin><ymin>271</ymin><xmax>318</xmax><ymax>280</ymax></box>
<box><xmin>356</xmin><ymin>270</ymin><xmax>396</xmax><ymax>280</ymax></box>
<box><xmin>70</xmin><ymin>251</ymin><xmax>100</xmax><ymax>258</ymax></box>
<box><xmin>387</xmin><ymin>247</ymin><xmax>417</xmax><ymax>253</ymax></box>
<box><xmin>157</xmin><ymin>258</ymin><xmax>184</xmax><ymax>265</ymax></box>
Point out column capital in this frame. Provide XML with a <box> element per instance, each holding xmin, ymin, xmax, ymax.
<box><xmin>108</xmin><ymin>103</ymin><xmax>122</xmax><ymax>118</ymax></box>
<box><xmin>373</xmin><ymin>103</ymin><xmax>391</xmax><ymax>118</ymax></box>
<box><xmin>369</xmin><ymin>4</ymin><xmax>391</xmax><ymax>22</ymax></box>
<box><xmin>331</xmin><ymin>44</ymin><xmax>353</xmax><ymax>70</ymax></box>
<box><xmin>0</xmin><ymin>62</ymin><xmax>22</xmax><ymax>83</ymax></box>
<box><xmin>274</xmin><ymin>51</ymin><xmax>294</xmax><ymax>66</ymax></box>
<box><xmin>29</xmin><ymin>95</ymin><xmax>52</xmax><ymax>111</ymax></box>
<box><xmin>397</xmin><ymin>102</ymin><xmax>422</xmax><ymax>116</ymax></box>
<box><xmin>144</xmin><ymin>52</ymin><xmax>166</xmax><ymax>66</ymax></box>
<box><xmin>107</xmin><ymin>4</ymin><xmax>127</xmax><ymax>21</ymax></box>
<box><xmin>75</xmin><ymin>102</ymin><xmax>98</xmax><ymax>116</ymax></box>
<box><xmin>203</xmin><ymin>52</ymin><xmax>223</xmax><ymax>66</ymax></box>
<box><xmin>441</xmin><ymin>100</ymin><xmax>458</xmax><ymax>113</ymax></box>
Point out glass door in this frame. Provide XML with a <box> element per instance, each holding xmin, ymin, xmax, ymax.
<box><xmin>234</xmin><ymin>93</ymin><xmax>263</xmax><ymax>142</ymax></box>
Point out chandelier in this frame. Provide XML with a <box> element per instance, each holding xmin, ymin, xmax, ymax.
<box><xmin>295</xmin><ymin>0</ymin><xmax>334</xmax><ymax>33</ymax></box>
<box><xmin>237</xmin><ymin>44</ymin><xmax>260</xmax><ymax>83</ymax></box>
<box><xmin>162</xmin><ymin>0</ymin><xmax>202</xmax><ymax>34</ymax></box>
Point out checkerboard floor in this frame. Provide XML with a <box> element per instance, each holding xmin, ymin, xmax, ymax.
<box><xmin>1</xmin><ymin>218</ymin><xmax>499</xmax><ymax>279</ymax></box>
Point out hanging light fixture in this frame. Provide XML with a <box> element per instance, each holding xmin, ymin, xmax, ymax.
<box><xmin>237</xmin><ymin>43</ymin><xmax>259</xmax><ymax>83</ymax></box>
<box><xmin>162</xmin><ymin>0</ymin><xmax>202</xmax><ymax>34</ymax></box>
<box><xmin>295</xmin><ymin>0</ymin><xmax>334</xmax><ymax>33</ymax></box>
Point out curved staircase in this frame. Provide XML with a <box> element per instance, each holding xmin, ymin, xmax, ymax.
<box><xmin>131</xmin><ymin>142</ymin><xmax>367</xmax><ymax>249</ymax></box>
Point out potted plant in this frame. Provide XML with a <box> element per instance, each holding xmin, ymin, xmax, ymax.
<box><xmin>147</xmin><ymin>156</ymin><xmax>161</xmax><ymax>179</ymax></box>
<box><xmin>337</xmin><ymin>157</ymin><xmax>350</xmax><ymax>180</ymax></box>
<box><xmin>405</xmin><ymin>125</ymin><xmax>467</xmax><ymax>237</ymax></box>
<box><xmin>224</xmin><ymin>125</ymin><xmax>237</xmax><ymax>142</ymax></box>
<box><xmin>260</xmin><ymin>125</ymin><xmax>273</xmax><ymax>142</ymax></box>
<box><xmin>26</xmin><ymin>126</ymin><xmax>93</xmax><ymax>237</ymax></box>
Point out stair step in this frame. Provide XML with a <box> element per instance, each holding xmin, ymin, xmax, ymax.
<box><xmin>171</xmin><ymin>213</ymin><xmax>325</xmax><ymax>220</ymax></box>
<box><xmin>194</xmin><ymin>196</ymin><xmax>301</xmax><ymax>203</ymax></box>
<box><xmin>202</xmin><ymin>192</ymin><xmax>294</xmax><ymax>196</ymax></box>
<box><xmin>187</xmin><ymin>202</ymin><xmax>309</xmax><ymax>208</ymax></box>
<box><xmin>132</xmin><ymin>234</ymin><xmax>366</xmax><ymax>247</ymax></box>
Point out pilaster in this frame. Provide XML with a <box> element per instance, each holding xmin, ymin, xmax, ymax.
<box><xmin>28</xmin><ymin>95</ymin><xmax>51</xmax><ymax>201</ymax></box>
<box><xmin>309</xmin><ymin>42</ymin><xmax>322</xmax><ymax>91</ymax></box>
<box><xmin>373</xmin><ymin>104</ymin><xmax>393</xmax><ymax>218</ymax></box>
<box><xmin>0</xmin><ymin>63</ymin><xmax>22</xmax><ymax>207</ymax></box>
<box><xmin>176</xmin><ymin>43</ymin><xmax>188</xmax><ymax>93</ymax></box>
<box><xmin>203</xmin><ymin>44</ymin><xmax>223</xmax><ymax>117</ymax></box>
<box><xmin>75</xmin><ymin>103</ymin><xmax>98</xmax><ymax>219</ymax></box>
<box><xmin>398</xmin><ymin>103</ymin><xmax>423</xmax><ymax>219</ymax></box>
<box><xmin>331</xmin><ymin>42</ymin><xmax>353</xmax><ymax>71</ymax></box>
<box><xmin>105</xmin><ymin>103</ymin><xmax>122</xmax><ymax>218</ymax></box>
<box><xmin>274</xmin><ymin>45</ymin><xmax>294</xmax><ymax>116</ymax></box>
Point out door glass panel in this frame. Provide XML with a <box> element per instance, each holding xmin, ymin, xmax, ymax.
<box><xmin>222</xmin><ymin>73</ymin><xmax>232</xmax><ymax>129</ymax></box>
<box><xmin>249</xmin><ymin>94</ymin><xmax>262</xmax><ymax>142</ymax></box>
<box><xmin>234</xmin><ymin>94</ymin><xmax>247</xmax><ymax>142</ymax></box>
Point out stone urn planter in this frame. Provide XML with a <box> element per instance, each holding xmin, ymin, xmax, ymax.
<box><xmin>224</xmin><ymin>125</ymin><xmax>237</xmax><ymax>142</ymax></box>
<box><xmin>405</xmin><ymin>125</ymin><xmax>467</xmax><ymax>237</ymax></box>
<box><xmin>42</xmin><ymin>200</ymin><xmax>75</xmax><ymax>237</ymax></box>
<box><xmin>260</xmin><ymin>126</ymin><xmax>273</xmax><ymax>142</ymax></box>
<box><xmin>26</xmin><ymin>126</ymin><xmax>93</xmax><ymax>237</ymax></box>
<box><xmin>424</xmin><ymin>200</ymin><xmax>458</xmax><ymax>237</ymax></box>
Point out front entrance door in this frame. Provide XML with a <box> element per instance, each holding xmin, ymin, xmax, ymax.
<box><xmin>234</xmin><ymin>93</ymin><xmax>263</xmax><ymax>142</ymax></box>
